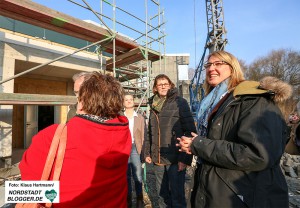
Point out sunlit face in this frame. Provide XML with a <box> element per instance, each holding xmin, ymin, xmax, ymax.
<box><xmin>155</xmin><ymin>78</ymin><xmax>171</xmax><ymax>98</ymax></box>
<box><xmin>205</xmin><ymin>56</ymin><xmax>232</xmax><ymax>87</ymax></box>
<box><xmin>73</xmin><ymin>76</ymin><xmax>85</xmax><ymax>98</ymax></box>
<box><xmin>76</xmin><ymin>100</ymin><xmax>84</xmax><ymax>115</ymax></box>
<box><xmin>124</xmin><ymin>95</ymin><xmax>135</xmax><ymax>109</ymax></box>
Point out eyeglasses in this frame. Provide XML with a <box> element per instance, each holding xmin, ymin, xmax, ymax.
<box><xmin>203</xmin><ymin>61</ymin><xmax>229</xmax><ymax>69</ymax></box>
<box><xmin>156</xmin><ymin>83</ymin><xmax>170</xmax><ymax>88</ymax></box>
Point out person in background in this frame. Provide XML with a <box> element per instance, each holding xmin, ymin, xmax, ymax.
<box><xmin>285</xmin><ymin>111</ymin><xmax>300</xmax><ymax>155</ymax></box>
<box><xmin>144</xmin><ymin>74</ymin><xmax>196</xmax><ymax>208</ymax></box>
<box><xmin>67</xmin><ymin>71</ymin><xmax>92</xmax><ymax>121</ymax></box>
<box><xmin>123</xmin><ymin>94</ymin><xmax>146</xmax><ymax>208</ymax></box>
<box><xmin>297</xmin><ymin>101</ymin><xmax>300</xmax><ymax>148</ymax></box>
<box><xmin>288</xmin><ymin>112</ymin><xmax>300</xmax><ymax>142</ymax></box>
<box><xmin>177</xmin><ymin>50</ymin><xmax>290</xmax><ymax>207</ymax></box>
<box><xmin>20</xmin><ymin>72</ymin><xmax>131</xmax><ymax>207</ymax></box>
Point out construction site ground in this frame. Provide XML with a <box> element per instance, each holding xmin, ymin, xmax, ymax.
<box><xmin>1</xmin><ymin>152</ymin><xmax>300</xmax><ymax>207</ymax></box>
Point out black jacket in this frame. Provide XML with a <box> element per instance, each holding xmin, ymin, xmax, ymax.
<box><xmin>191</xmin><ymin>78</ymin><xmax>289</xmax><ymax>208</ymax></box>
<box><xmin>144</xmin><ymin>88</ymin><xmax>196</xmax><ymax>165</ymax></box>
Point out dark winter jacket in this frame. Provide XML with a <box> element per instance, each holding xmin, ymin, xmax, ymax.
<box><xmin>191</xmin><ymin>77</ymin><xmax>291</xmax><ymax>208</ymax></box>
<box><xmin>144</xmin><ymin>88</ymin><xmax>196</xmax><ymax>165</ymax></box>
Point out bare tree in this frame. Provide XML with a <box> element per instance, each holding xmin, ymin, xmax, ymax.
<box><xmin>246</xmin><ymin>49</ymin><xmax>300</xmax><ymax>84</ymax></box>
<box><xmin>245</xmin><ymin>48</ymin><xmax>300</xmax><ymax>119</ymax></box>
<box><xmin>238</xmin><ymin>59</ymin><xmax>247</xmax><ymax>74</ymax></box>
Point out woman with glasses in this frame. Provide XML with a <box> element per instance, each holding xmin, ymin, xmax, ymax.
<box><xmin>144</xmin><ymin>74</ymin><xmax>196</xmax><ymax>208</ymax></box>
<box><xmin>177</xmin><ymin>51</ymin><xmax>290</xmax><ymax>207</ymax></box>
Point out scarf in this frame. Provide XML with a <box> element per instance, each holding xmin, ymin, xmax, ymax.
<box><xmin>152</xmin><ymin>94</ymin><xmax>166</xmax><ymax>112</ymax></box>
<box><xmin>196</xmin><ymin>79</ymin><xmax>229</xmax><ymax>136</ymax></box>
<box><xmin>76</xmin><ymin>114</ymin><xmax>111</xmax><ymax>123</ymax></box>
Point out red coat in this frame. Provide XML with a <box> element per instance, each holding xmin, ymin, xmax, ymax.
<box><xmin>19</xmin><ymin>115</ymin><xmax>131</xmax><ymax>208</ymax></box>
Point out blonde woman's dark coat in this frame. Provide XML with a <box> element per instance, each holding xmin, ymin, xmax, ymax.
<box><xmin>191</xmin><ymin>77</ymin><xmax>291</xmax><ymax>208</ymax></box>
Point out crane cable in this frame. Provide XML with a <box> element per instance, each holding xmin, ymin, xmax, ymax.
<box><xmin>193</xmin><ymin>0</ymin><xmax>197</xmax><ymax>69</ymax></box>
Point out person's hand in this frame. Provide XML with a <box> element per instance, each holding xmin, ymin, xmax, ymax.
<box><xmin>145</xmin><ymin>156</ymin><xmax>152</xmax><ymax>164</ymax></box>
<box><xmin>176</xmin><ymin>132</ymin><xmax>198</xmax><ymax>154</ymax></box>
<box><xmin>191</xmin><ymin>132</ymin><xmax>198</xmax><ymax>138</ymax></box>
<box><xmin>178</xmin><ymin>162</ymin><xmax>187</xmax><ymax>171</ymax></box>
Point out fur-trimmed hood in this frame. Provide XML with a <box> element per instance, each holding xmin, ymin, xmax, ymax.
<box><xmin>233</xmin><ymin>76</ymin><xmax>293</xmax><ymax>103</ymax></box>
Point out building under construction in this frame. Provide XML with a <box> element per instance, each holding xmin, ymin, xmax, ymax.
<box><xmin>0</xmin><ymin>0</ymin><xmax>191</xmax><ymax>167</ymax></box>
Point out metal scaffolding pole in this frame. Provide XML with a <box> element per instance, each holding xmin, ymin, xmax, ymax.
<box><xmin>0</xmin><ymin>0</ymin><xmax>166</xmax><ymax>106</ymax></box>
<box><xmin>0</xmin><ymin>37</ymin><xmax>113</xmax><ymax>85</ymax></box>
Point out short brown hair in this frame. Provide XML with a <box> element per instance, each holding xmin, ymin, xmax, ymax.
<box><xmin>152</xmin><ymin>74</ymin><xmax>175</xmax><ymax>94</ymax></box>
<box><xmin>78</xmin><ymin>71</ymin><xmax>124</xmax><ymax>118</ymax></box>
<box><xmin>203</xmin><ymin>50</ymin><xmax>245</xmax><ymax>95</ymax></box>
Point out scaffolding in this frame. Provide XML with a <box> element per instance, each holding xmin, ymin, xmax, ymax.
<box><xmin>189</xmin><ymin>0</ymin><xmax>227</xmax><ymax>113</ymax></box>
<box><xmin>0</xmin><ymin>0</ymin><xmax>166</xmax><ymax>164</ymax></box>
<box><xmin>95</xmin><ymin>0</ymin><xmax>167</xmax><ymax>108</ymax></box>
<box><xmin>0</xmin><ymin>0</ymin><xmax>166</xmax><ymax>108</ymax></box>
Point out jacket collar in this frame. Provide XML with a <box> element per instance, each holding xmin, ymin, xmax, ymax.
<box><xmin>149</xmin><ymin>88</ymin><xmax>178</xmax><ymax>105</ymax></box>
<box><xmin>233</xmin><ymin>76</ymin><xmax>292</xmax><ymax>104</ymax></box>
<box><xmin>124</xmin><ymin>110</ymin><xmax>138</xmax><ymax>118</ymax></box>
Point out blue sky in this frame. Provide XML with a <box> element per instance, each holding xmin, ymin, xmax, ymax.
<box><xmin>32</xmin><ymin>0</ymin><xmax>300</xmax><ymax>68</ymax></box>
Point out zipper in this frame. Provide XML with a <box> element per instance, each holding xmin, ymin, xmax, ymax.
<box><xmin>211</xmin><ymin>97</ymin><xmax>238</xmax><ymax>124</ymax></box>
<box><xmin>152</xmin><ymin>110</ymin><xmax>161</xmax><ymax>164</ymax></box>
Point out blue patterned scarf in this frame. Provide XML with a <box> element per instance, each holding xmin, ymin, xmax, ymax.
<box><xmin>196</xmin><ymin>79</ymin><xmax>229</xmax><ymax>136</ymax></box>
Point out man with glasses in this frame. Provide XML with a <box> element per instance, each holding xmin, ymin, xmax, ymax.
<box><xmin>144</xmin><ymin>74</ymin><xmax>196</xmax><ymax>208</ymax></box>
<box><xmin>67</xmin><ymin>71</ymin><xmax>92</xmax><ymax>121</ymax></box>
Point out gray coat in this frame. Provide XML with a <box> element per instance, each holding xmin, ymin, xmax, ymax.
<box><xmin>133</xmin><ymin>113</ymin><xmax>147</xmax><ymax>155</ymax></box>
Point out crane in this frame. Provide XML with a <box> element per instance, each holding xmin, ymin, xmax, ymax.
<box><xmin>189</xmin><ymin>0</ymin><xmax>227</xmax><ymax>114</ymax></box>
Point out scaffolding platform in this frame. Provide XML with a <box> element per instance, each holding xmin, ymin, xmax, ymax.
<box><xmin>0</xmin><ymin>0</ymin><xmax>162</xmax><ymax>85</ymax></box>
<box><xmin>0</xmin><ymin>0</ymin><xmax>134</xmax><ymax>54</ymax></box>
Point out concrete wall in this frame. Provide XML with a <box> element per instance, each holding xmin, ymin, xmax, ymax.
<box><xmin>151</xmin><ymin>54</ymin><xmax>190</xmax><ymax>103</ymax></box>
<box><xmin>151</xmin><ymin>54</ymin><xmax>189</xmax><ymax>89</ymax></box>
<box><xmin>0</xmin><ymin>40</ymin><xmax>15</xmax><ymax>161</ymax></box>
<box><xmin>0</xmin><ymin>30</ymin><xmax>104</xmax><ymax>161</ymax></box>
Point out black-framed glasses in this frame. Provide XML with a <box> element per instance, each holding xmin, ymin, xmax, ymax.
<box><xmin>156</xmin><ymin>83</ymin><xmax>170</xmax><ymax>88</ymax></box>
<box><xmin>203</xmin><ymin>61</ymin><xmax>229</xmax><ymax>69</ymax></box>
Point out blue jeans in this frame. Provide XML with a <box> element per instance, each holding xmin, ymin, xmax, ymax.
<box><xmin>153</xmin><ymin>163</ymin><xmax>186</xmax><ymax>208</ymax></box>
<box><xmin>127</xmin><ymin>143</ymin><xmax>143</xmax><ymax>196</ymax></box>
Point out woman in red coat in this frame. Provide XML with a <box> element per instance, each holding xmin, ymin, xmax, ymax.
<box><xmin>19</xmin><ymin>72</ymin><xmax>131</xmax><ymax>207</ymax></box>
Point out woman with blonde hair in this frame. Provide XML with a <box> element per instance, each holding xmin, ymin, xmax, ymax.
<box><xmin>178</xmin><ymin>51</ymin><xmax>290</xmax><ymax>207</ymax></box>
